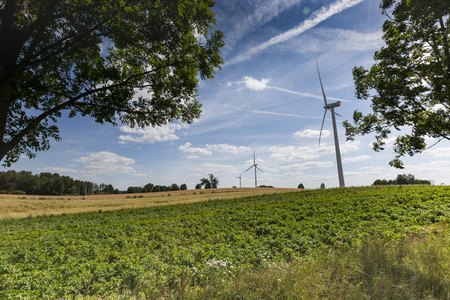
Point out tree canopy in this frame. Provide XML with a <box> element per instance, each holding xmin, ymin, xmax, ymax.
<box><xmin>344</xmin><ymin>0</ymin><xmax>450</xmax><ymax>168</ymax></box>
<box><xmin>199</xmin><ymin>173</ymin><xmax>218</xmax><ymax>189</ymax></box>
<box><xmin>0</xmin><ymin>0</ymin><xmax>224</xmax><ymax>166</ymax></box>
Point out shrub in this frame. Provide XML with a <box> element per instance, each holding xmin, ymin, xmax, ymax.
<box><xmin>11</xmin><ymin>190</ymin><xmax>26</xmax><ymax>195</ymax></box>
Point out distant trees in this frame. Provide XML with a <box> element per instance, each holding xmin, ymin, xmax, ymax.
<box><xmin>373</xmin><ymin>174</ymin><xmax>431</xmax><ymax>186</ymax></box>
<box><xmin>198</xmin><ymin>174</ymin><xmax>219</xmax><ymax>189</ymax></box>
<box><xmin>0</xmin><ymin>170</ymin><xmax>113</xmax><ymax>195</ymax></box>
<box><xmin>320</xmin><ymin>183</ymin><xmax>326</xmax><ymax>189</ymax></box>
<box><xmin>298</xmin><ymin>183</ymin><xmax>305</xmax><ymax>189</ymax></box>
<box><xmin>126</xmin><ymin>182</ymin><xmax>188</xmax><ymax>193</ymax></box>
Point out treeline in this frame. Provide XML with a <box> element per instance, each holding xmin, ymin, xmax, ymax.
<box><xmin>373</xmin><ymin>174</ymin><xmax>431</xmax><ymax>186</ymax></box>
<box><xmin>126</xmin><ymin>183</ymin><xmax>187</xmax><ymax>193</ymax></box>
<box><xmin>0</xmin><ymin>170</ymin><xmax>117</xmax><ymax>195</ymax></box>
<box><xmin>0</xmin><ymin>170</ymin><xmax>189</xmax><ymax>196</ymax></box>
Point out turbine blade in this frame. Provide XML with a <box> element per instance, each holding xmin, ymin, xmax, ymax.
<box><xmin>316</xmin><ymin>59</ymin><xmax>328</xmax><ymax>107</ymax></box>
<box><xmin>318</xmin><ymin>109</ymin><xmax>328</xmax><ymax>146</ymax></box>
<box><xmin>335</xmin><ymin>112</ymin><xmax>341</xmax><ymax>117</ymax></box>
<box><xmin>256</xmin><ymin>166</ymin><xmax>264</xmax><ymax>173</ymax></box>
<box><xmin>244</xmin><ymin>166</ymin><xmax>253</xmax><ymax>173</ymax></box>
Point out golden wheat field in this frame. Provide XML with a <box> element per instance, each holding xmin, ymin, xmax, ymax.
<box><xmin>0</xmin><ymin>188</ymin><xmax>300</xmax><ymax>219</ymax></box>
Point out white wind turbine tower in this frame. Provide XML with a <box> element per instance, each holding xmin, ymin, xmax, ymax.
<box><xmin>236</xmin><ymin>172</ymin><xmax>243</xmax><ymax>188</ymax></box>
<box><xmin>316</xmin><ymin>59</ymin><xmax>345</xmax><ymax>188</ymax></box>
<box><xmin>244</xmin><ymin>151</ymin><xmax>263</xmax><ymax>188</ymax></box>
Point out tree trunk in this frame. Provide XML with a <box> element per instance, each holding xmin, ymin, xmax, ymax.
<box><xmin>0</xmin><ymin>0</ymin><xmax>31</xmax><ymax>162</ymax></box>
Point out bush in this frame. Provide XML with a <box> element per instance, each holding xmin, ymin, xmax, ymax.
<box><xmin>0</xmin><ymin>190</ymin><xmax>8</xmax><ymax>194</ymax></box>
<box><xmin>11</xmin><ymin>190</ymin><xmax>26</xmax><ymax>195</ymax></box>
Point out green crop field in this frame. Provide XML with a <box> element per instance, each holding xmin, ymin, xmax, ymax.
<box><xmin>1</xmin><ymin>186</ymin><xmax>449</xmax><ymax>299</ymax></box>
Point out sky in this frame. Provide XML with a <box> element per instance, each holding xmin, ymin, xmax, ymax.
<box><xmin>4</xmin><ymin>0</ymin><xmax>450</xmax><ymax>190</ymax></box>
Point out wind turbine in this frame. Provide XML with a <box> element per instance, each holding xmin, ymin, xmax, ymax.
<box><xmin>236</xmin><ymin>172</ymin><xmax>243</xmax><ymax>188</ymax></box>
<box><xmin>244</xmin><ymin>151</ymin><xmax>263</xmax><ymax>188</ymax></box>
<box><xmin>316</xmin><ymin>59</ymin><xmax>345</xmax><ymax>188</ymax></box>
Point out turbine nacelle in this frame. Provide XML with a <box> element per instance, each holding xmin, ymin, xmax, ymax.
<box><xmin>244</xmin><ymin>151</ymin><xmax>263</xmax><ymax>188</ymax></box>
<box><xmin>324</xmin><ymin>101</ymin><xmax>341</xmax><ymax>110</ymax></box>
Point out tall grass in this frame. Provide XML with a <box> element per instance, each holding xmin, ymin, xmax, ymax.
<box><xmin>107</xmin><ymin>225</ymin><xmax>449</xmax><ymax>300</ymax></box>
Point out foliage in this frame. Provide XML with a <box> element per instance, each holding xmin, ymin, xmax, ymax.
<box><xmin>320</xmin><ymin>183</ymin><xmax>325</xmax><ymax>189</ymax></box>
<box><xmin>0</xmin><ymin>170</ymin><xmax>111</xmax><ymax>195</ymax></box>
<box><xmin>0</xmin><ymin>0</ymin><xmax>224</xmax><ymax>166</ymax></box>
<box><xmin>298</xmin><ymin>183</ymin><xmax>304</xmax><ymax>189</ymax></box>
<box><xmin>199</xmin><ymin>174</ymin><xmax>219</xmax><ymax>189</ymax></box>
<box><xmin>344</xmin><ymin>0</ymin><xmax>450</xmax><ymax>168</ymax></box>
<box><xmin>180</xmin><ymin>183</ymin><xmax>187</xmax><ymax>191</ymax></box>
<box><xmin>0</xmin><ymin>186</ymin><xmax>449</xmax><ymax>298</ymax></box>
<box><xmin>165</xmin><ymin>225</ymin><xmax>450</xmax><ymax>300</ymax></box>
<box><xmin>373</xmin><ymin>174</ymin><xmax>431</xmax><ymax>186</ymax></box>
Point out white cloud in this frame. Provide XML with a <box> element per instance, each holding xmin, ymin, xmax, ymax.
<box><xmin>208</xmin><ymin>144</ymin><xmax>251</xmax><ymax>154</ymax></box>
<box><xmin>423</xmin><ymin>147</ymin><xmax>450</xmax><ymax>158</ymax></box>
<box><xmin>40</xmin><ymin>167</ymin><xmax>79</xmax><ymax>174</ymax></box>
<box><xmin>179</xmin><ymin>143</ymin><xmax>251</xmax><ymax>156</ymax></box>
<box><xmin>75</xmin><ymin>151</ymin><xmax>135</xmax><ymax>174</ymax></box>
<box><xmin>280</xmin><ymin>161</ymin><xmax>334</xmax><ymax>170</ymax></box>
<box><xmin>202</xmin><ymin>163</ymin><xmax>238</xmax><ymax>174</ymax></box>
<box><xmin>118</xmin><ymin>123</ymin><xmax>188</xmax><ymax>144</ymax></box>
<box><xmin>226</xmin><ymin>0</ymin><xmax>365</xmax><ymax>65</ymax></box>
<box><xmin>343</xmin><ymin>155</ymin><xmax>370</xmax><ymax>163</ymax></box>
<box><xmin>269</xmin><ymin>141</ymin><xmax>360</xmax><ymax>162</ymax></box>
<box><xmin>241</xmin><ymin>76</ymin><xmax>270</xmax><ymax>91</ymax></box>
<box><xmin>295</xmin><ymin>129</ymin><xmax>330</xmax><ymax>139</ymax></box>
<box><xmin>269</xmin><ymin>145</ymin><xmax>322</xmax><ymax>161</ymax></box>
<box><xmin>179</xmin><ymin>142</ymin><xmax>213</xmax><ymax>156</ymax></box>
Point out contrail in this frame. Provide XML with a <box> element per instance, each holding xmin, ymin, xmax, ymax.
<box><xmin>252</xmin><ymin>110</ymin><xmax>322</xmax><ymax>119</ymax></box>
<box><xmin>225</xmin><ymin>0</ymin><xmax>365</xmax><ymax>66</ymax></box>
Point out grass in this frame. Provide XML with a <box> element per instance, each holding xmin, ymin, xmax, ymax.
<box><xmin>121</xmin><ymin>224</ymin><xmax>450</xmax><ymax>300</ymax></box>
<box><xmin>0</xmin><ymin>187</ymin><xmax>298</xmax><ymax>219</ymax></box>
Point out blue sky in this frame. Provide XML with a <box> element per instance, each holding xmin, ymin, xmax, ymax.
<box><xmin>5</xmin><ymin>0</ymin><xmax>450</xmax><ymax>190</ymax></box>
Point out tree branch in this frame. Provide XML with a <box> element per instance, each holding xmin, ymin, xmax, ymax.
<box><xmin>6</xmin><ymin>59</ymin><xmax>184</xmax><ymax>149</ymax></box>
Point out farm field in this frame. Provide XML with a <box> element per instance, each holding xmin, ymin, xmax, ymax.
<box><xmin>0</xmin><ymin>187</ymin><xmax>298</xmax><ymax>219</ymax></box>
<box><xmin>0</xmin><ymin>185</ymin><xmax>449</xmax><ymax>299</ymax></box>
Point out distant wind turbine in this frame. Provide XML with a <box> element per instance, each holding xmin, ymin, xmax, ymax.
<box><xmin>236</xmin><ymin>172</ymin><xmax>243</xmax><ymax>188</ymax></box>
<box><xmin>244</xmin><ymin>151</ymin><xmax>264</xmax><ymax>188</ymax></box>
<box><xmin>316</xmin><ymin>59</ymin><xmax>345</xmax><ymax>188</ymax></box>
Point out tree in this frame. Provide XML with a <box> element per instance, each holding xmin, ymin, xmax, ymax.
<box><xmin>143</xmin><ymin>183</ymin><xmax>154</xmax><ymax>193</ymax></box>
<box><xmin>170</xmin><ymin>183</ymin><xmax>180</xmax><ymax>191</ymax></box>
<box><xmin>199</xmin><ymin>173</ymin><xmax>219</xmax><ymax>189</ymax></box>
<box><xmin>0</xmin><ymin>0</ymin><xmax>224</xmax><ymax>166</ymax></box>
<box><xmin>195</xmin><ymin>183</ymin><xmax>202</xmax><ymax>190</ymax></box>
<box><xmin>344</xmin><ymin>0</ymin><xmax>450</xmax><ymax>168</ymax></box>
<box><xmin>298</xmin><ymin>183</ymin><xmax>304</xmax><ymax>189</ymax></box>
<box><xmin>373</xmin><ymin>174</ymin><xmax>431</xmax><ymax>185</ymax></box>
<box><xmin>180</xmin><ymin>183</ymin><xmax>187</xmax><ymax>190</ymax></box>
<box><xmin>200</xmin><ymin>177</ymin><xmax>210</xmax><ymax>189</ymax></box>
<box><xmin>209</xmin><ymin>174</ymin><xmax>219</xmax><ymax>189</ymax></box>
<box><xmin>320</xmin><ymin>183</ymin><xmax>325</xmax><ymax>189</ymax></box>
